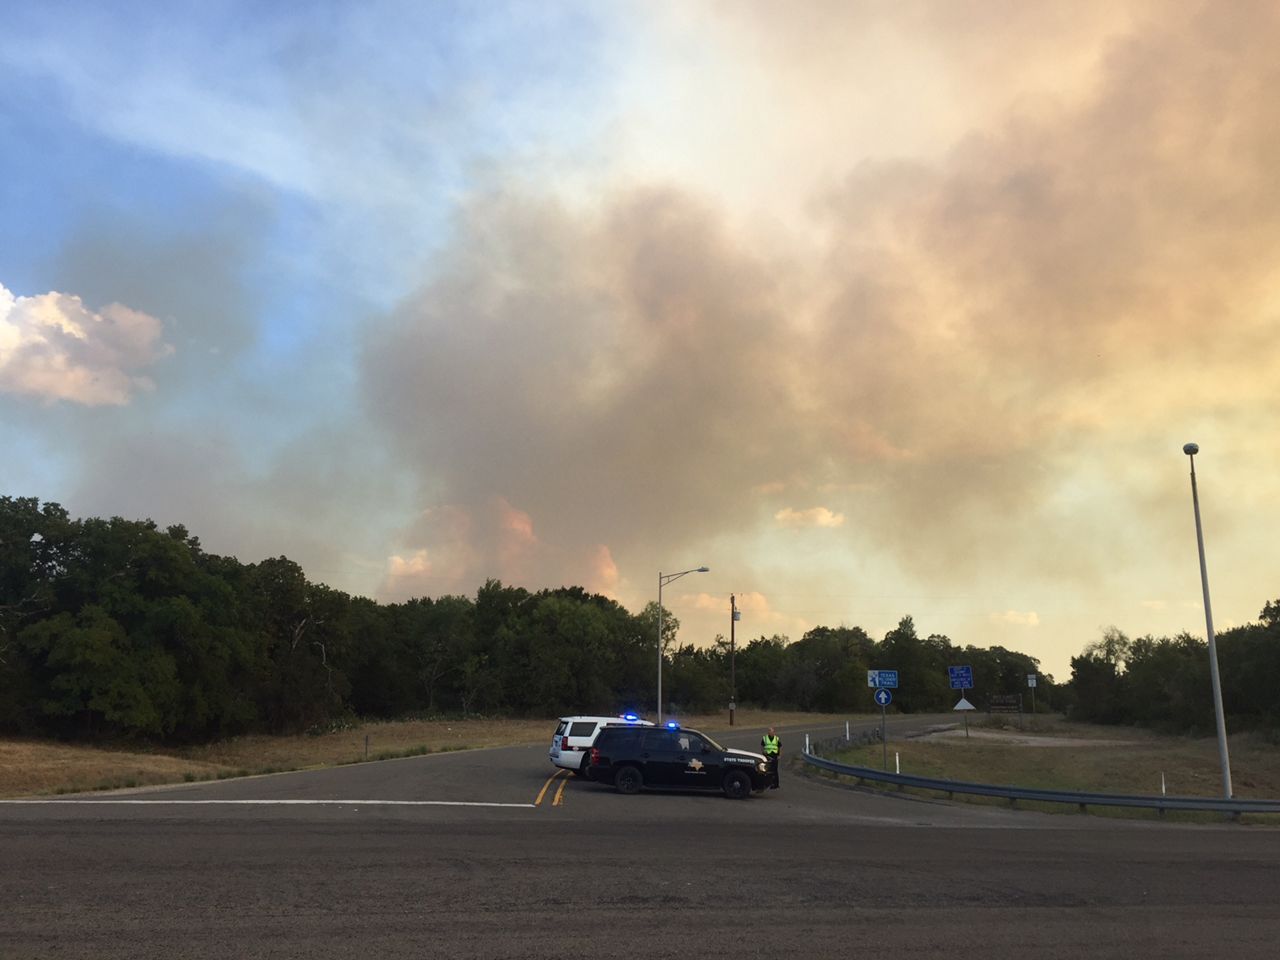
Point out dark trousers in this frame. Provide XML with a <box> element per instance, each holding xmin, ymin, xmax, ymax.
<box><xmin>766</xmin><ymin>754</ymin><xmax>780</xmax><ymax>787</ymax></box>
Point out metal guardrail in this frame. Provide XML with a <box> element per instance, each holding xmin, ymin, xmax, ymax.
<box><xmin>802</xmin><ymin>741</ymin><xmax>1280</xmax><ymax>816</ymax></box>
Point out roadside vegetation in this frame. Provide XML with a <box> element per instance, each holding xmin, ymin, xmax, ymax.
<box><xmin>0</xmin><ymin>497</ymin><xmax>1055</xmax><ymax>744</ymax></box>
<box><xmin>2</xmin><ymin>496</ymin><xmax>1277</xmax><ymax>801</ymax></box>
<box><xmin>0</xmin><ymin>709</ymin><xmax>836</xmax><ymax>798</ymax></box>
<box><xmin>826</xmin><ymin>716</ymin><xmax>1280</xmax><ymax>799</ymax></box>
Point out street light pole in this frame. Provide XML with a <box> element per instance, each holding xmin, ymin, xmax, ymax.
<box><xmin>1184</xmin><ymin>442</ymin><xmax>1233</xmax><ymax>799</ymax></box>
<box><xmin>657</xmin><ymin>566</ymin><xmax>709</xmax><ymax>724</ymax></box>
<box><xmin>730</xmin><ymin>594</ymin><xmax>738</xmax><ymax>726</ymax></box>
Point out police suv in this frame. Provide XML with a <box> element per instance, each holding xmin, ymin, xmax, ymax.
<box><xmin>548</xmin><ymin>714</ymin><xmax>653</xmax><ymax>774</ymax></box>
<box><xmin>586</xmin><ymin>722</ymin><xmax>771</xmax><ymax>799</ymax></box>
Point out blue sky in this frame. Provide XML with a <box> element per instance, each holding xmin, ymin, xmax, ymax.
<box><xmin>3</xmin><ymin>1</ymin><xmax>1279</xmax><ymax>679</ymax></box>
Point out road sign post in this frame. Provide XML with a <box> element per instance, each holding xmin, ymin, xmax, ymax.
<box><xmin>868</xmin><ymin>671</ymin><xmax>898</xmax><ymax>769</ymax></box>
<box><xmin>1027</xmin><ymin>673</ymin><xmax>1037</xmax><ymax>716</ymax></box>
<box><xmin>873</xmin><ymin>688</ymin><xmax>893</xmax><ymax>768</ymax></box>
<box><xmin>954</xmin><ymin>695</ymin><xmax>975</xmax><ymax>737</ymax></box>
<box><xmin>948</xmin><ymin>666</ymin><xmax>973</xmax><ymax>738</ymax></box>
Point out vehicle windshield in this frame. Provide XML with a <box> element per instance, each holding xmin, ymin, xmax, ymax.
<box><xmin>697</xmin><ymin>731</ymin><xmax>725</xmax><ymax>751</ymax></box>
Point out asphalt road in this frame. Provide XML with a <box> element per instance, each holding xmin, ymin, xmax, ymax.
<box><xmin>4</xmin><ymin>717</ymin><xmax>1279</xmax><ymax>959</ymax></box>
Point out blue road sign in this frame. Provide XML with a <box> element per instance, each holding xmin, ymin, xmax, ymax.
<box><xmin>948</xmin><ymin>665</ymin><xmax>973</xmax><ymax>690</ymax></box>
<box><xmin>874</xmin><ymin>689</ymin><xmax>892</xmax><ymax>707</ymax></box>
<box><xmin>867</xmin><ymin>669</ymin><xmax>899</xmax><ymax>689</ymax></box>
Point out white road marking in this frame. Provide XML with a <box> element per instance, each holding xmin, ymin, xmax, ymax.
<box><xmin>0</xmin><ymin>799</ymin><xmax>535</xmax><ymax>808</ymax></box>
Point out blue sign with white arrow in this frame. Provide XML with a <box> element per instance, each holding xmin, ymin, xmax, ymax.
<box><xmin>874</xmin><ymin>689</ymin><xmax>892</xmax><ymax>707</ymax></box>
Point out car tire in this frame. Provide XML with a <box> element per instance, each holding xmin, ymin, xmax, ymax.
<box><xmin>722</xmin><ymin>770</ymin><xmax>751</xmax><ymax>800</ymax></box>
<box><xmin>614</xmin><ymin>765</ymin><xmax>643</xmax><ymax>795</ymax></box>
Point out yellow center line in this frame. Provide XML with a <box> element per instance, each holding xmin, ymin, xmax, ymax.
<box><xmin>534</xmin><ymin>769</ymin><xmax>565</xmax><ymax>806</ymax></box>
<box><xmin>552</xmin><ymin>776</ymin><xmax>569</xmax><ymax>807</ymax></box>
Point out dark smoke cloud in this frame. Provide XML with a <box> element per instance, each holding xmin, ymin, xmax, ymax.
<box><xmin>364</xmin><ymin>186</ymin><xmax>808</xmax><ymax>594</ymax></box>
<box><xmin>363</xmin><ymin>0</ymin><xmax>1280</xmax><ymax>611</ymax></box>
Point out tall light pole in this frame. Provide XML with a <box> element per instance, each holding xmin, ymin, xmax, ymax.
<box><xmin>657</xmin><ymin>566</ymin><xmax>709</xmax><ymax>723</ymax></box>
<box><xmin>1184</xmin><ymin>442</ymin><xmax>1233</xmax><ymax>799</ymax></box>
<box><xmin>730</xmin><ymin>593</ymin><xmax>740</xmax><ymax>726</ymax></box>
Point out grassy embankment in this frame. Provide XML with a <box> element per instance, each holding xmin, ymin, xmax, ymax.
<box><xmin>818</xmin><ymin>715</ymin><xmax>1280</xmax><ymax>821</ymax></box>
<box><xmin>0</xmin><ymin>709</ymin><xmax>831</xmax><ymax>799</ymax></box>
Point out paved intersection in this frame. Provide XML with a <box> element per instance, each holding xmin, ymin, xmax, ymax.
<box><xmin>4</xmin><ymin>717</ymin><xmax>1278</xmax><ymax>959</ymax></box>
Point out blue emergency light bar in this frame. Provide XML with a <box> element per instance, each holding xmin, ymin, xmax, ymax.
<box><xmin>621</xmin><ymin>713</ymin><xmax>640</xmax><ymax>722</ymax></box>
<box><xmin>665</xmin><ymin>720</ymin><xmax>680</xmax><ymax>730</ymax></box>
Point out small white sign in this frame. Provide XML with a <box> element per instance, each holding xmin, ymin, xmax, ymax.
<box><xmin>954</xmin><ymin>698</ymin><xmax>975</xmax><ymax>711</ymax></box>
<box><xmin>1027</xmin><ymin>674</ymin><xmax>1038</xmax><ymax>688</ymax></box>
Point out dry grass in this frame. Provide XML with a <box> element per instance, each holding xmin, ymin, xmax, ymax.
<box><xmin>0</xmin><ymin>740</ymin><xmax>228</xmax><ymax>798</ymax></box>
<box><xmin>0</xmin><ymin>709</ymin><xmax>840</xmax><ymax>798</ymax></box>
<box><xmin>827</xmin><ymin>716</ymin><xmax>1280</xmax><ymax>799</ymax></box>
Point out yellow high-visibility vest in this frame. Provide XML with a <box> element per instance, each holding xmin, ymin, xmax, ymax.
<box><xmin>762</xmin><ymin>734</ymin><xmax>780</xmax><ymax>755</ymax></box>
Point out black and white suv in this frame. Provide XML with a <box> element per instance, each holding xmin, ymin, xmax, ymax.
<box><xmin>548</xmin><ymin>714</ymin><xmax>653</xmax><ymax>775</ymax></box>
<box><xmin>587</xmin><ymin>722</ymin><xmax>771</xmax><ymax>799</ymax></box>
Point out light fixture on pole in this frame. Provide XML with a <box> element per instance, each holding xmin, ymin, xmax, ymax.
<box><xmin>1184</xmin><ymin>442</ymin><xmax>1233</xmax><ymax>799</ymax></box>
<box><xmin>657</xmin><ymin>566</ymin><xmax>709</xmax><ymax>724</ymax></box>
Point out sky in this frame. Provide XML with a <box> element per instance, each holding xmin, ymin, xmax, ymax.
<box><xmin>2</xmin><ymin>0</ymin><xmax>1278</xmax><ymax>681</ymax></box>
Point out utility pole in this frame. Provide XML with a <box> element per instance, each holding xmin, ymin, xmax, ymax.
<box><xmin>729</xmin><ymin>594</ymin><xmax>738</xmax><ymax>725</ymax></box>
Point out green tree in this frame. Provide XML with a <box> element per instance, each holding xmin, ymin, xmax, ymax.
<box><xmin>243</xmin><ymin>557</ymin><xmax>350</xmax><ymax>732</ymax></box>
<box><xmin>1068</xmin><ymin>627</ymin><xmax>1131</xmax><ymax>723</ymax></box>
<box><xmin>19</xmin><ymin>605</ymin><xmax>179</xmax><ymax>737</ymax></box>
<box><xmin>1122</xmin><ymin>633</ymin><xmax>1210</xmax><ymax>732</ymax></box>
<box><xmin>736</xmin><ymin>635</ymin><xmax>789</xmax><ymax>708</ymax></box>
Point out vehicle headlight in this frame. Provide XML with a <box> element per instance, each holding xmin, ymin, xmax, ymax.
<box><xmin>757</xmin><ymin>762</ymin><xmax>768</xmax><ymax>773</ymax></box>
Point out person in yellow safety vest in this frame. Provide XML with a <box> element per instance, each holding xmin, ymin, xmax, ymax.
<box><xmin>761</xmin><ymin>727</ymin><xmax>781</xmax><ymax>789</ymax></box>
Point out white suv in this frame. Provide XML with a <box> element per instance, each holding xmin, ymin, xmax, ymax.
<box><xmin>549</xmin><ymin>714</ymin><xmax>653</xmax><ymax>774</ymax></box>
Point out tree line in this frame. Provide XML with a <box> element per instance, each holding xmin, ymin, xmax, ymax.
<box><xmin>1067</xmin><ymin>604</ymin><xmax>1280</xmax><ymax>733</ymax></box>
<box><xmin>0</xmin><ymin>497</ymin><xmax>1062</xmax><ymax>742</ymax></box>
<box><xmin>3</xmin><ymin>497</ymin><xmax>1274</xmax><ymax>743</ymax></box>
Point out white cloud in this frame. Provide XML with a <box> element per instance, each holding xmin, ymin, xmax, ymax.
<box><xmin>588</xmin><ymin>545</ymin><xmax>620</xmax><ymax>597</ymax></box>
<box><xmin>774</xmin><ymin>506</ymin><xmax>846</xmax><ymax>529</ymax></box>
<box><xmin>990</xmin><ymin>610</ymin><xmax>1041</xmax><ymax>627</ymax></box>
<box><xmin>385</xmin><ymin>550</ymin><xmax>432</xmax><ymax>596</ymax></box>
<box><xmin>0</xmin><ymin>283</ymin><xmax>172</xmax><ymax>406</ymax></box>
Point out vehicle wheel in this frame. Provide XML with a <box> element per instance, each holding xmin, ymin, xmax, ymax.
<box><xmin>614</xmin><ymin>765</ymin><xmax>643</xmax><ymax>795</ymax></box>
<box><xmin>722</xmin><ymin>770</ymin><xmax>751</xmax><ymax>800</ymax></box>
